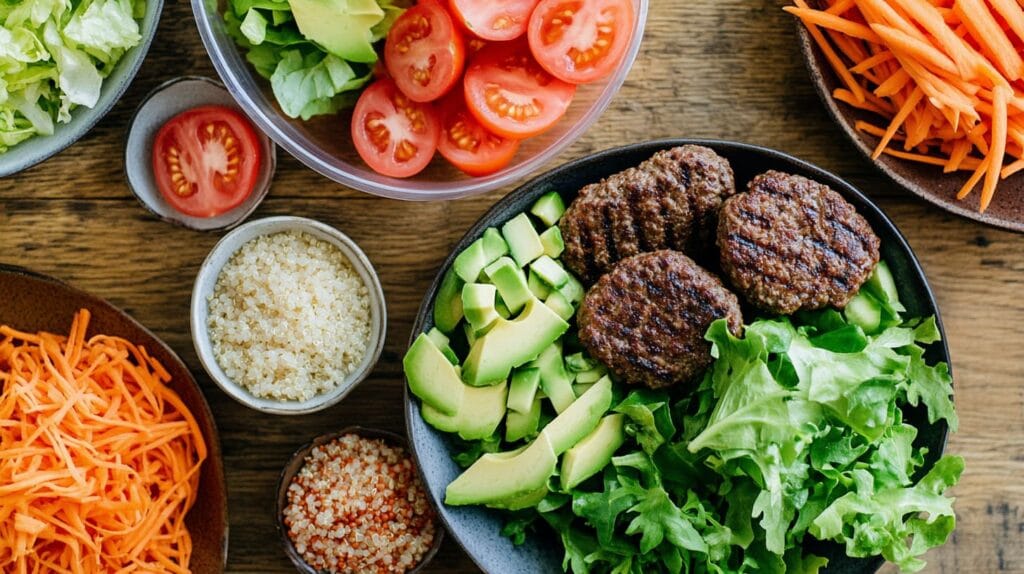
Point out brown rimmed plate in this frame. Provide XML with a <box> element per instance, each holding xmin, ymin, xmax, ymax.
<box><xmin>403</xmin><ymin>139</ymin><xmax>952</xmax><ymax>574</ymax></box>
<box><xmin>796</xmin><ymin>23</ymin><xmax>1024</xmax><ymax>232</ymax></box>
<box><xmin>0</xmin><ymin>264</ymin><xmax>227</xmax><ymax>572</ymax></box>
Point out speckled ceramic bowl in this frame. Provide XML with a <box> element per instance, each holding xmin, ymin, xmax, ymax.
<box><xmin>796</xmin><ymin>23</ymin><xmax>1024</xmax><ymax>232</ymax></box>
<box><xmin>404</xmin><ymin>139</ymin><xmax>953</xmax><ymax>574</ymax></box>
<box><xmin>276</xmin><ymin>427</ymin><xmax>444</xmax><ymax>574</ymax></box>
<box><xmin>0</xmin><ymin>0</ymin><xmax>163</xmax><ymax>177</ymax></box>
<box><xmin>191</xmin><ymin>216</ymin><xmax>386</xmax><ymax>415</ymax></box>
<box><xmin>124</xmin><ymin>76</ymin><xmax>276</xmax><ymax>231</ymax></box>
<box><xmin>0</xmin><ymin>264</ymin><xmax>227</xmax><ymax>572</ymax></box>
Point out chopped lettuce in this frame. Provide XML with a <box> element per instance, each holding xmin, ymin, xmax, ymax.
<box><xmin>0</xmin><ymin>0</ymin><xmax>143</xmax><ymax>153</ymax></box>
<box><xmin>491</xmin><ymin>266</ymin><xmax>960</xmax><ymax>573</ymax></box>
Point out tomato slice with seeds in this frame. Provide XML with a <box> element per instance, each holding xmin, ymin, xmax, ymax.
<box><xmin>352</xmin><ymin>79</ymin><xmax>441</xmax><ymax>178</ymax></box>
<box><xmin>385</xmin><ymin>1</ymin><xmax>465</xmax><ymax>103</ymax></box>
<box><xmin>152</xmin><ymin>105</ymin><xmax>261</xmax><ymax>218</ymax></box>
<box><xmin>463</xmin><ymin>41</ymin><xmax>576</xmax><ymax>139</ymax></box>
<box><xmin>528</xmin><ymin>0</ymin><xmax>635</xmax><ymax>84</ymax></box>
<box><xmin>437</xmin><ymin>93</ymin><xmax>520</xmax><ymax>176</ymax></box>
<box><xmin>448</xmin><ymin>0</ymin><xmax>539</xmax><ymax>42</ymax></box>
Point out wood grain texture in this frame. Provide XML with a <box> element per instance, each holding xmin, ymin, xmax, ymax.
<box><xmin>0</xmin><ymin>0</ymin><xmax>1022</xmax><ymax>572</ymax></box>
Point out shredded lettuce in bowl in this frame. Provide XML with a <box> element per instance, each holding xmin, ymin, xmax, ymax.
<box><xmin>0</xmin><ymin>0</ymin><xmax>144</xmax><ymax>153</ymax></box>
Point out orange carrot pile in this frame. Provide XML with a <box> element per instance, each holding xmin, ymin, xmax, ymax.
<box><xmin>0</xmin><ymin>309</ymin><xmax>207</xmax><ymax>573</ymax></box>
<box><xmin>786</xmin><ymin>0</ymin><xmax>1024</xmax><ymax>212</ymax></box>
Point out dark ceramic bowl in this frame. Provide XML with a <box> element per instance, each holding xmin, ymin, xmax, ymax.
<box><xmin>403</xmin><ymin>139</ymin><xmax>952</xmax><ymax>574</ymax></box>
<box><xmin>276</xmin><ymin>426</ymin><xmax>444</xmax><ymax>574</ymax></box>
<box><xmin>796</xmin><ymin>24</ymin><xmax>1024</xmax><ymax>232</ymax></box>
<box><xmin>0</xmin><ymin>264</ymin><xmax>227</xmax><ymax>572</ymax></box>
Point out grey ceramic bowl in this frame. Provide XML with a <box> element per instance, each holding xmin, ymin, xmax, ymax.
<box><xmin>0</xmin><ymin>0</ymin><xmax>163</xmax><ymax>177</ymax></box>
<box><xmin>276</xmin><ymin>427</ymin><xmax>444</xmax><ymax>574</ymax></box>
<box><xmin>191</xmin><ymin>216</ymin><xmax>387</xmax><ymax>415</ymax></box>
<box><xmin>795</xmin><ymin>23</ymin><xmax>1024</xmax><ymax>232</ymax></box>
<box><xmin>125</xmin><ymin>76</ymin><xmax>276</xmax><ymax>231</ymax></box>
<box><xmin>403</xmin><ymin>139</ymin><xmax>952</xmax><ymax>574</ymax></box>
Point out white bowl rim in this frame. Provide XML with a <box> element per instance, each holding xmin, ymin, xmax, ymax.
<box><xmin>190</xmin><ymin>216</ymin><xmax>387</xmax><ymax>415</ymax></box>
<box><xmin>189</xmin><ymin>0</ymin><xmax>649</xmax><ymax>201</ymax></box>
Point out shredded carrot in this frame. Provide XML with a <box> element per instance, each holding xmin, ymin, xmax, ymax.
<box><xmin>0</xmin><ymin>310</ymin><xmax>206</xmax><ymax>573</ymax></box>
<box><xmin>788</xmin><ymin>0</ymin><xmax>1024</xmax><ymax>212</ymax></box>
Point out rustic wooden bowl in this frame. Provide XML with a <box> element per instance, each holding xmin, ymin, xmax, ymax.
<box><xmin>276</xmin><ymin>426</ymin><xmax>444</xmax><ymax>574</ymax></box>
<box><xmin>0</xmin><ymin>264</ymin><xmax>228</xmax><ymax>572</ymax></box>
<box><xmin>796</xmin><ymin>24</ymin><xmax>1024</xmax><ymax>232</ymax></box>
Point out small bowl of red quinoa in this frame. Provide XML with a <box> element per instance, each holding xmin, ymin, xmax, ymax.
<box><xmin>277</xmin><ymin>427</ymin><xmax>443</xmax><ymax>574</ymax></box>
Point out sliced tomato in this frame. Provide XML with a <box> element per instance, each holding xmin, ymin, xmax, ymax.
<box><xmin>352</xmin><ymin>79</ymin><xmax>441</xmax><ymax>178</ymax></box>
<box><xmin>437</xmin><ymin>93</ymin><xmax>520</xmax><ymax>176</ymax></box>
<box><xmin>463</xmin><ymin>41</ymin><xmax>576</xmax><ymax>139</ymax></box>
<box><xmin>385</xmin><ymin>2</ymin><xmax>465</xmax><ymax>103</ymax></box>
<box><xmin>152</xmin><ymin>105</ymin><xmax>261</xmax><ymax>218</ymax></box>
<box><xmin>449</xmin><ymin>0</ymin><xmax>538</xmax><ymax>41</ymax></box>
<box><xmin>528</xmin><ymin>0</ymin><xmax>635</xmax><ymax>84</ymax></box>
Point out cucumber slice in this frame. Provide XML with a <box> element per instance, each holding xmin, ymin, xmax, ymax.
<box><xmin>845</xmin><ymin>291</ymin><xmax>882</xmax><ymax>334</ymax></box>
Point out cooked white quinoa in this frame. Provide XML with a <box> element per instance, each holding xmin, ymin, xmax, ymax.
<box><xmin>207</xmin><ymin>231</ymin><xmax>371</xmax><ymax>401</ymax></box>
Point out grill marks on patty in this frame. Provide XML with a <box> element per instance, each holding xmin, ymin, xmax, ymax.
<box><xmin>717</xmin><ymin>171</ymin><xmax>880</xmax><ymax>315</ymax></box>
<box><xmin>578</xmin><ymin>251</ymin><xmax>743</xmax><ymax>390</ymax></box>
<box><xmin>560</xmin><ymin>145</ymin><xmax>736</xmax><ymax>284</ymax></box>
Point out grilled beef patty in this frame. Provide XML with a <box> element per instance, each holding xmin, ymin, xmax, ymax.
<box><xmin>717</xmin><ymin>171</ymin><xmax>880</xmax><ymax>315</ymax></box>
<box><xmin>578</xmin><ymin>250</ymin><xmax>743</xmax><ymax>389</ymax></box>
<box><xmin>560</xmin><ymin>145</ymin><xmax>736</xmax><ymax>284</ymax></box>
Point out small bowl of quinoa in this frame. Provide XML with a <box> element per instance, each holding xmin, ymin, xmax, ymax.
<box><xmin>191</xmin><ymin>216</ymin><xmax>386</xmax><ymax>414</ymax></box>
<box><xmin>277</xmin><ymin>428</ymin><xmax>443</xmax><ymax>574</ymax></box>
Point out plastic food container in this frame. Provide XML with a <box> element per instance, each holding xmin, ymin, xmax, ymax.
<box><xmin>190</xmin><ymin>0</ymin><xmax>649</xmax><ymax>201</ymax></box>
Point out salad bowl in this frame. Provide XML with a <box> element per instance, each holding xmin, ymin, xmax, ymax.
<box><xmin>403</xmin><ymin>139</ymin><xmax>952</xmax><ymax>573</ymax></box>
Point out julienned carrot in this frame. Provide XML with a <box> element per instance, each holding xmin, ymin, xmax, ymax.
<box><xmin>0</xmin><ymin>309</ymin><xmax>206</xmax><ymax>573</ymax></box>
<box><xmin>785</xmin><ymin>0</ymin><xmax>1024</xmax><ymax>212</ymax></box>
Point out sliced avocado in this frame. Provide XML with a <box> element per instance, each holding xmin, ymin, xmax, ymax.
<box><xmin>495</xmin><ymin>295</ymin><xmax>512</xmax><ymax>319</ymax></box>
<box><xmin>545</xmin><ymin>291</ymin><xmax>574</xmax><ymax>321</ymax></box>
<box><xmin>463</xmin><ymin>321</ymin><xmax>477</xmax><ymax>348</ymax></box>
<box><xmin>421</xmin><ymin>382</ymin><xmax>508</xmax><ymax>440</ymax></box>
<box><xmin>404</xmin><ymin>334</ymin><xmax>465</xmax><ymax>415</ymax></box>
<box><xmin>426</xmin><ymin>327</ymin><xmax>459</xmax><ymax>365</ymax></box>
<box><xmin>528</xmin><ymin>269</ymin><xmax>552</xmax><ymax>299</ymax></box>
<box><xmin>574</xmin><ymin>366</ymin><xmax>607</xmax><ymax>384</ymax></box>
<box><xmin>565</xmin><ymin>352</ymin><xmax>599</xmax><ymax>373</ymax></box>
<box><xmin>434</xmin><ymin>268</ymin><xmax>464</xmax><ymax>334</ymax></box>
<box><xmin>533</xmin><ymin>343</ymin><xmax>575</xmax><ymax>414</ymax></box>
<box><xmin>288</xmin><ymin>0</ymin><xmax>383</xmax><ymax>63</ymax></box>
<box><xmin>502</xmin><ymin>213</ymin><xmax>544</xmax><ymax>267</ymax></box>
<box><xmin>453</xmin><ymin>239</ymin><xmax>489</xmax><ymax>283</ymax></box>
<box><xmin>485</xmin><ymin>257</ymin><xmax>532</xmax><ymax>315</ymax></box>
<box><xmin>864</xmin><ymin>260</ymin><xmax>905</xmax><ymax>312</ymax></box>
<box><xmin>560</xmin><ymin>413</ymin><xmax>626</xmax><ymax>490</ymax></box>
<box><xmin>530</xmin><ymin>192</ymin><xmax>567</xmax><ymax>226</ymax></box>
<box><xmin>463</xmin><ymin>283</ymin><xmax>499</xmax><ymax>333</ymax></box>
<box><xmin>572</xmin><ymin>382</ymin><xmax>594</xmax><ymax>397</ymax></box>
<box><xmin>845</xmin><ymin>291</ymin><xmax>882</xmax><ymax>334</ymax></box>
<box><xmin>542</xmin><ymin>375</ymin><xmax>613</xmax><ymax>455</ymax></box>
<box><xmin>483</xmin><ymin>227</ymin><xmax>510</xmax><ymax>261</ymax></box>
<box><xmin>539</xmin><ymin>227</ymin><xmax>565</xmax><ymax>258</ymax></box>
<box><xmin>462</xmin><ymin>298</ymin><xmax>570</xmax><ymax>386</ymax></box>
<box><xmin>486</xmin><ymin>484</ymin><xmax>548</xmax><ymax>510</ymax></box>
<box><xmin>445</xmin><ymin>432</ymin><xmax>558</xmax><ymax>506</ymax></box>
<box><xmin>531</xmin><ymin>255</ymin><xmax>570</xmax><ymax>289</ymax></box>
<box><xmin>505</xmin><ymin>397</ymin><xmax>542</xmax><ymax>442</ymax></box>
<box><xmin>556</xmin><ymin>273</ymin><xmax>585</xmax><ymax>305</ymax></box>
<box><xmin>507</xmin><ymin>367</ymin><xmax>541</xmax><ymax>413</ymax></box>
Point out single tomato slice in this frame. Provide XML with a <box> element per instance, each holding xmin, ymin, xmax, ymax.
<box><xmin>463</xmin><ymin>41</ymin><xmax>576</xmax><ymax>139</ymax></box>
<box><xmin>438</xmin><ymin>93</ymin><xmax>520</xmax><ymax>176</ymax></box>
<box><xmin>528</xmin><ymin>0</ymin><xmax>635</xmax><ymax>84</ymax></box>
<box><xmin>449</xmin><ymin>0</ymin><xmax>538</xmax><ymax>41</ymax></box>
<box><xmin>385</xmin><ymin>2</ymin><xmax>465</xmax><ymax>103</ymax></box>
<box><xmin>352</xmin><ymin>79</ymin><xmax>441</xmax><ymax>178</ymax></box>
<box><xmin>152</xmin><ymin>105</ymin><xmax>261</xmax><ymax>218</ymax></box>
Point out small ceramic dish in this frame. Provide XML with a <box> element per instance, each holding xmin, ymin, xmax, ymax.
<box><xmin>125</xmin><ymin>76</ymin><xmax>276</xmax><ymax>231</ymax></box>
<box><xmin>0</xmin><ymin>0</ymin><xmax>163</xmax><ymax>177</ymax></box>
<box><xmin>276</xmin><ymin>427</ymin><xmax>444</xmax><ymax>574</ymax></box>
<box><xmin>191</xmin><ymin>216</ymin><xmax>386</xmax><ymax>414</ymax></box>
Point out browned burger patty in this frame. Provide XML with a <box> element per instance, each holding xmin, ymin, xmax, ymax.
<box><xmin>560</xmin><ymin>145</ymin><xmax>736</xmax><ymax>284</ymax></box>
<box><xmin>717</xmin><ymin>171</ymin><xmax>880</xmax><ymax>315</ymax></box>
<box><xmin>578</xmin><ymin>250</ymin><xmax>743</xmax><ymax>390</ymax></box>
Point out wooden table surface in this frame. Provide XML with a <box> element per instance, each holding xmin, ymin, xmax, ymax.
<box><xmin>2</xmin><ymin>0</ymin><xmax>1022</xmax><ymax>572</ymax></box>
